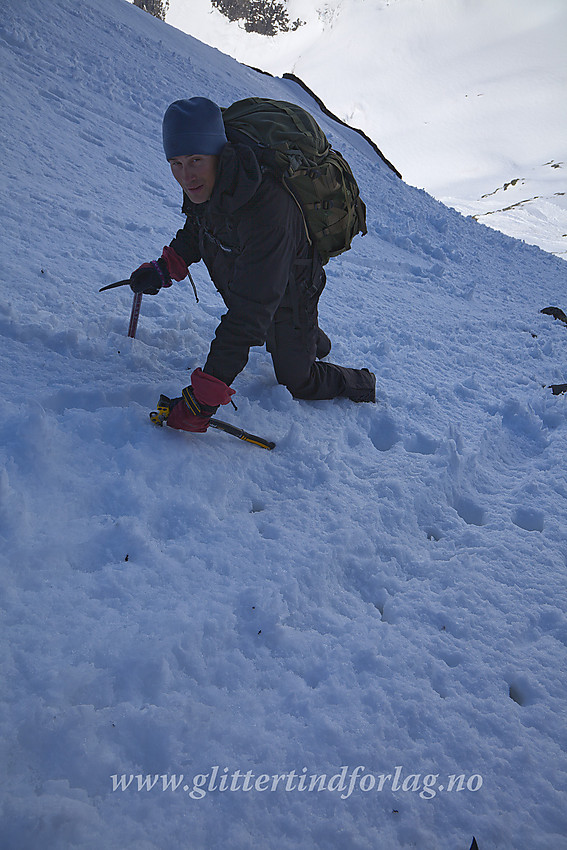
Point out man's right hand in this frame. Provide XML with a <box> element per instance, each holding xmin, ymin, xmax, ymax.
<box><xmin>129</xmin><ymin>257</ymin><xmax>171</xmax><ymax>295</ymax></box>
<box><xmin>129</xmin><ymin>246</ymin><xmax>189</xmax><ymax>294</ymax></box>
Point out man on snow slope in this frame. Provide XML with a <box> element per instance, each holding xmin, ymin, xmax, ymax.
<box><xmin>128</xmin><ymin>97</ymin><xmax>376</xmax><ymax>433</ymax></box>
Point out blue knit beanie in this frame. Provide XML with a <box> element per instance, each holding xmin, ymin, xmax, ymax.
<box><xmin>162</xmin><ymin>98</ymin><xmax>227</xmax><ymax>160</ymax></box>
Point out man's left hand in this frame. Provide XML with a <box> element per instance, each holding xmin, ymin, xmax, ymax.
<box><xmin>165</xmin><ymin>369</ymin><xmax>235</xmax><ymax>433</ymax></box>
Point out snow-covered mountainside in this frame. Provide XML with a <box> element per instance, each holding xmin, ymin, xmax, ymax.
<box><xmin>167</xmin><ymin>0</ymin><xmax>567</xmax><ymax>260</ymax></box>
<box><xmin>1</xmin><ymin>0</ymin><xmax>566</xmax><ymax>848</ymax></box>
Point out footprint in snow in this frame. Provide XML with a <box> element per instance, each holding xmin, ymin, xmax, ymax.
<box><xmin>453</xmin><ymin>495</ymin><xmax>487</xmax><ymax>527</ymax></box>
<box><xmin>512</xmin><ymin>507</ymin><xmax>544</xmax><ymax>533</ymax></box>
<box><xmin>369</xmin><ymin>410</ymin><xmax>400</xmax><ymax>452</ymax></box>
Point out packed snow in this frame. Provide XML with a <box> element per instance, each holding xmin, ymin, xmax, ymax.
<box><xmin>1</xmin><ymin>0</ymin><xmax>566</xmax><ymax>848</ymax></box>
<box><xmin>167</xmin><ymin>0</ymin><xmax>567</xmax><ymax>260</ymax></box>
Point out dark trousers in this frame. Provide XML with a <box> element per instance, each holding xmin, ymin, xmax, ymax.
<box><xmin>265</xmin><ymin>262</ymin><xmax>375</xmax><ymax>402</ymax></box>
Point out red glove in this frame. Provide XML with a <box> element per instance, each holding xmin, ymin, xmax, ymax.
<box><xmin>161</xmin><ymin>245</ymin><xmax>189</xmax><ymax>281</ymax></box>
<box><xmin>166</xmin><ymin>369</ymin><xmax>235</xmax><ymax>433</ymax></box>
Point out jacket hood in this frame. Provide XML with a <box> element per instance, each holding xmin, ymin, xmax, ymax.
<box><xmin>210</xmin><ymin>142</ymin><xmax>263</xmax><ymax>215</ymax></box>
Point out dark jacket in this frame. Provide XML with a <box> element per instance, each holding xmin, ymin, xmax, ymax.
<box><xmin>170</xmin><ymin>142</ymin><xmax>316</xmax><ymax>386</ymax></box>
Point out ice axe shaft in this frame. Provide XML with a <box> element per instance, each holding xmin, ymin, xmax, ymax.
<box><xmin>128</xmin><ymin>292</ymin><xmax>142</xmax><ymax>338</ymax></box>
<box><xmin>208</xmin><ymin>418</ymin><xmax>276</xmax><ymax>450</ymax></box>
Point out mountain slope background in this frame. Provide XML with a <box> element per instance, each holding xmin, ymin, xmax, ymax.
<box><xmin>167</xmin><ymin>0</ymin><xmax>567</xmax><ymax>260</ymax></box>
<box><xmin>1</xmin><ymin>0</ymin><xmax>566</xmax><ymax>848</ymax></box>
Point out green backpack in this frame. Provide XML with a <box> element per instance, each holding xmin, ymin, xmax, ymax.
<box><xmin>222</xmin><ymin>97</ymin><xmax>367</xmax><ymax>265</ymax></box>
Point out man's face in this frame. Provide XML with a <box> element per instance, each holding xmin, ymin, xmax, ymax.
<box><xmin>169</xmin><ymin>154</ymin><xmax>218</xmax><ymax>204</ymax></box>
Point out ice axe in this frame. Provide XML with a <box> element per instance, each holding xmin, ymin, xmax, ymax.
<box><xmin>150</xmin><ymin>395</ymin><xmax>275</xmax><ymax>450</ymax></box>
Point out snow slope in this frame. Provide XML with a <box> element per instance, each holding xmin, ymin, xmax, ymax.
<box><xmin>1</xmin><ymin>0</ymin><xmax>567</xmax><ymax>848</ymax></box>
<box><xmin>167</xmin><ymin>0</ymin><xmax>567</xmax><ymax>259</ymax></box>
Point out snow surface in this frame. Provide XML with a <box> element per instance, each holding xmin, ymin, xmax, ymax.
<box><xmin>1</xmin><ymin>0</ymin><xmax>567</xmax><ymax>848</ymax></box>
<box><xmin>166</xmin><ymin>0</ymin><xmax>567</xmax><ymax>260</ymax></box>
